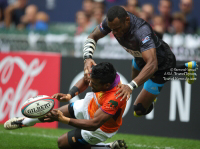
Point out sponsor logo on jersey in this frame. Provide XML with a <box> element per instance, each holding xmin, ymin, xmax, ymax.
<box><xmin>123</xmin><ymin>47</ymin><xmax>142</xmax><ymax>57</ymax></box>
<box><xmin>151</xmin><ymin>87</ymin><xmax>157</xmax><ymax>90</ymax></box>
<box><xmin>142</xmin><ymin>36</ymin><xmax>150</xmax><ymax>44</ymax></box>
<box><xmin>100</xmin><ymin>22</ymin><xmax>104</xmax><ymax>30</ymax></box>
<box><xmin>108</xmin><ymin>100</ymin><xmax>118</xmax><ymax>108</ymax></box>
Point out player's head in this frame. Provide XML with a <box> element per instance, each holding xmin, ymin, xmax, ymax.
<box><xmin>90</xmin><ymin>62</ymin><xmax>116</xmax><ymax>92</ymax></box>
<box><xmin>106</xmin><ymin>6</ymin><xmax>130</xmax><ymax>38</ymax></box>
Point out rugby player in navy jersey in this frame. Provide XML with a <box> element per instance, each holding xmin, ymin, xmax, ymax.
<box><xmin>83</xmin><ymin>6</ymin><xmax>198</xmax><ymax>117</ymax></box>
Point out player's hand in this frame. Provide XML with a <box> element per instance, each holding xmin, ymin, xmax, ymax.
<box><xmin>115</xmin><ymin>84</ymin><xmax>132</xmax><ymax>101</ymax></box>
<box><xmin>39</xmin><ymin>116</ymin><xmax>55</xmax><ymax>122</ymax></box>
<box><xmin>84</xmin><ymin>59</ymin><xmax>96</xmax><ymax>82</ymax></box>
<box><xmin>40</xmin><ymin>109</ymin><xmax>62</xmax><ymax>122</ymax></box>
<box><xmin>52</xmin><ymin>93</ymin><xmax>71</xmax><ymax>102</ymax></box>
<box><xmin>44</xmin><ymin>109</ymin><xmax>64</xmax><ymax>122</ymax></box>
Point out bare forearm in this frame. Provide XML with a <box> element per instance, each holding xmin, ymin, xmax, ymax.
<box><xmin>134</xmin><ymin>62</ymin><xmax>158</xmax><ymax>86</ymax></box>
<box><xmin>88</xmin><ymin>26</ymin><xmax>105</xmax><ymax>42</ymax></box>
<box><xmin>60</xmin><ymin>116</ymin><xmax>98</xmax><ymax>131</ymax></box>
<box><xmin>70</xmin><ymin>119</ymin><xmax>99</xmax><ymax>131</ymax></box>
<box><xmin>74</xmin><ymin>77</ymin><xmax>89</xmax><ymax>93</ymax></box>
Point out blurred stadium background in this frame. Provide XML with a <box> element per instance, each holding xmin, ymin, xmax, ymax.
<box><xmin>0</xmin><ymin>0</ymin><xmax>200</xmax><ymax>148</ymax></box>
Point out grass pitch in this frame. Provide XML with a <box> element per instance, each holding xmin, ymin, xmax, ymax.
<box><xmin>0</xmin><ymin>124</ymin><xmax>199</xmax><ymax>149</ymax></box>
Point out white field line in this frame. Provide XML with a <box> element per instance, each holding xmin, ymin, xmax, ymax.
<box><xmin>0</xmin><ymin>130</ymin><xmax>59</xmax><ymax>139</ymax></box>
<box><xmin>1</xmin><ymin>131</ymin><xmax>175</xmax><ymax>149</ymax></box>
<box><xmin>128</xmin><ymin>143</ymin><xmax>175</xmax><ymax>149</ymax></box>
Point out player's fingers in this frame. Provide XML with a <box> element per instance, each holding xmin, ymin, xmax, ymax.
<box><xmin>92</xmin><ymin>60</ymin><xmax>97</xmax><ymax>66</ymax></box>
<box><xmin>55</xmin><ymin>94</ymin><xmax>60</xmax><ymax>99</ymax></box>
<box><xmin>116</xmin><ymin>91</ymin><xmax>124</xmax><ymax>99</ymax></box>
<box><xmin>126</xmin><ymin>94</ymin><xmax>130</xmax><ymax>101</ymax></box>
<box><xmin>50</xmin><ymin>110</ymin><xmax>57</xmax><ymax>116</ymax></box>
<box><xmin>117</xmin><ymin>84</ymin><xmax>122</xmax><ymax>88</ymax></box>
<box><xmin>52</xmin><ymin>109</ymin><xmax>58</xmax><ymax>113</ymax></box>
<box><xmin>115</xmin><ymin>89</ymin><xmax>122</xmax><ymax>96</ymax></box>
<box><xmin>51</xmin><ymin>94</ymin><xmax>57</xmax><ymax>98</ymax></box>
<box><xmin>45</xmin><ymin>112</ymin><xmax>52</xmax><ymax>117</ymax></box>
<box><xmin>60</xmin><ymin>95</ymin><xmax>67</xmax><ymax>99</ymax></box>
<box><xmin>84</xmin><ymin>69</ymin><xmax>89</xmax><ymax>74</ymax></box>
<box><xmin>120</xmin><ymin>93</ymin><xmax>127</xmax><ymax>101</ymax></box>
<box><xmin>43</xmin><ymin>118</ymin><xmax>51</xmax><ymax>122</ymax></box>
<box><xmin>57</xmin><ymin>110</ymin><xmax>63</xmax><ymax>115</ymax></box>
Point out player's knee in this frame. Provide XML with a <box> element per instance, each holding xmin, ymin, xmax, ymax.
<box><xmin>133</xmin><ymin>103</ymin><xmax>153</xmax><ymax>116</ymax></box>
<box><xmin>133</xmin><ymin>103</ymin><xmax>146</xmax><ymax>116</ymax></box>
<box><xmin>57</xmin><ymin>136</ymin><xmax>66</xmax><ymax>149</ymax></box>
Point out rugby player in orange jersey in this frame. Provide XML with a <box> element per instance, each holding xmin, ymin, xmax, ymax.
<box><xmin>4</xmin><ymin>62</ymin><xmax>127</xmax><ymax>149</ymax></box>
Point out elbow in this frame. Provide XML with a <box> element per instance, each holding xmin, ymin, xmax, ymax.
<box><xmin>154</xmin><ymin>65</ymin><xmax>158</xmax><ymax>72</ymax></box>
<box><xmin>151</xmin><ymin>60</ymin><xmax>158</xmax><ymax>72</ymax></box>
<box><xmin>89</xmin><ymin>121</ymin><xmax>101</xmax><ymax>131</ymax></box>
<box><xmin>89</xmin><ymin>124</ymin><xmax>99</xmax><ymax>131</ymax></box>
<box><xmin>90</xmin><ymin>127</ymin><xmax>98</xmax><ymax>131</ymax></box>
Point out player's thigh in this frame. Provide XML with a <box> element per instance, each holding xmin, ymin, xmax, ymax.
<box><xmin>57</xmin><ymin>132</ymin><xmax>71</xmax><ymax>149</ymax></box>
<box><xmin>57</xmin><ymin>129</ymin><xmax>90</xmax><ymax>149</ymax></box>
<box><xmin>134</xmin><ymin>79</ymin><xmax>165</xmax><ymax>109</ymax></box>
<box><xmin>57</xmin><ymin>103</ymin><xmax>75</xmax><ymax>118</ymax></box>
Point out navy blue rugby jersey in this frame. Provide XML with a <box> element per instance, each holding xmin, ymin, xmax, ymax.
<box><xmin>98</xmin><ymin>12</ymin><xmax>175</xmax><ymax>71</ymax></box>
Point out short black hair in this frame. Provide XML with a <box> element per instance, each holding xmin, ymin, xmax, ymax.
<box><xmin>107</xmin><ymin>6</ymin><xmax>128</xmax><ymax>22</ymax></box>
<box><xmin>91</xmin><ymin>62</ymin><xmax>116</xmax><ymax>84</ymax></box>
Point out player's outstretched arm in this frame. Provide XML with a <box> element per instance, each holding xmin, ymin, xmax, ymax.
<box><xmin>52</xmin><ymin>77</ymin><xmax>89</xmax><ymax>102</ymax></box>
<box><xmin>116</xmin><ymin>48</ymin><xmax>158</xmax><ymax>101</ymax></box>
<box><xmin>49</xmin><ymin>108</ymin><xmax>112</xmax><ymax>131</ymax></box>
<box><xmin>83</xmin><ymin>27</ymin><xmax>106</xmax><ymax>80</ymax></box>
<box><xmin>88</xmin><ymin>26</ymin><xmax>106</xmax><ymax>42</ymax></box>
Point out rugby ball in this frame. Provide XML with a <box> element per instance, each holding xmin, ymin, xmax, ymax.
<box><xmin>21</xmin><ymin>95</ymin><xmax>55</xmax><ymax>118</ymax></box>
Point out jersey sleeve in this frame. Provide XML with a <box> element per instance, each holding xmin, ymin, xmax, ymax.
<box><xmin>135</xmin><ymin>24</ymin><xmax>156</xmax><ymax>52</ymax></box>
<box><xmin>98</xmin><ymin>18</ymin><xmax>111</xmax><ymax>35</ymax></box>
<box><xmin>100</xmin><ymin>94</ymin><xmax>121</xmax><ymax>115</ymax></box>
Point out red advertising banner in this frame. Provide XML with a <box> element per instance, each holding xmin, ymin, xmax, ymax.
<box><xmin>0</xmin><ymin>51</ymin><xmax>60</xmax><ymax>128</ymax></box>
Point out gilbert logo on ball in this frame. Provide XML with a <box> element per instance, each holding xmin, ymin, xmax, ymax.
<box><xmin>21</xmin><ymin>95</ymin><xmax>55</xmax><ymax>118</ymax></box>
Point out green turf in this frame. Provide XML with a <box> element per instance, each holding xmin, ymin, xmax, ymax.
<box><xmin>0</xmin><ymin>124</ymin><xmax>199</xmax><ymax>149</ymax></box>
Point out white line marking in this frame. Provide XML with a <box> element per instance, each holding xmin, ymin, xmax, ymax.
<box><xmin>1</xmin><ymin>131</ymin><xmax>175</xmax><ymax>149</ymax></box>
<box><xmin>0</xmin><ymin>131</ymin><xmax>59</xmax><ymax>139</ymax></box>
<box><xmin>128</xmin><ymin>143</ymin><xmax>175</xmax><ymax>149</ymax></box>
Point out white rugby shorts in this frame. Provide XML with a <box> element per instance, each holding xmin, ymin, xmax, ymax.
<box><xmin>73</xmin><ymin>92</ymin><xmax>117</xmax><ymax>145</ymax></box>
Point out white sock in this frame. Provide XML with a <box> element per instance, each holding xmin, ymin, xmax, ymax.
<box><xmin>22</xmin><ymin>118</ymin><xmax>41</xmax><ymax>126</ymax></box>
<box><xmin>91</xmin><ymin>143</ymin><xmax>111</xmax><ymax>149</ymax></box>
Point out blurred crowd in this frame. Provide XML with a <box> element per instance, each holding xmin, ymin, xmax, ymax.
<box><xmin>75</xmin><ymin>0</ymin><xmax>199</xmax><ymax>38</ymax></box>
<box><xmin>0</xmin><ymin>0</ymin><xmax>49</xmax><ymax>31</ymax></box>
<box><xmin>0</xmin><ymin>0</ymin><xmax>198</xmax><ymax>35</ymax></box>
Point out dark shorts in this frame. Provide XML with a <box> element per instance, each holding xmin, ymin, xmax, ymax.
<box><xmin>68</xmin><ymin>128</ymin><xmax>89</xmax><ymax>148</ymax></box>
<box><xmin>67</xmin><ymin>103</ymin><xmax>89</xmax><ymax>148</ymax></box>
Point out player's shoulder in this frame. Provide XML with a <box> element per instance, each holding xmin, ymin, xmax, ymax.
<box><xmin>103</xmin><ymin>91</ymin><xmax>125</xmax><ymax>107</ymax></box>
